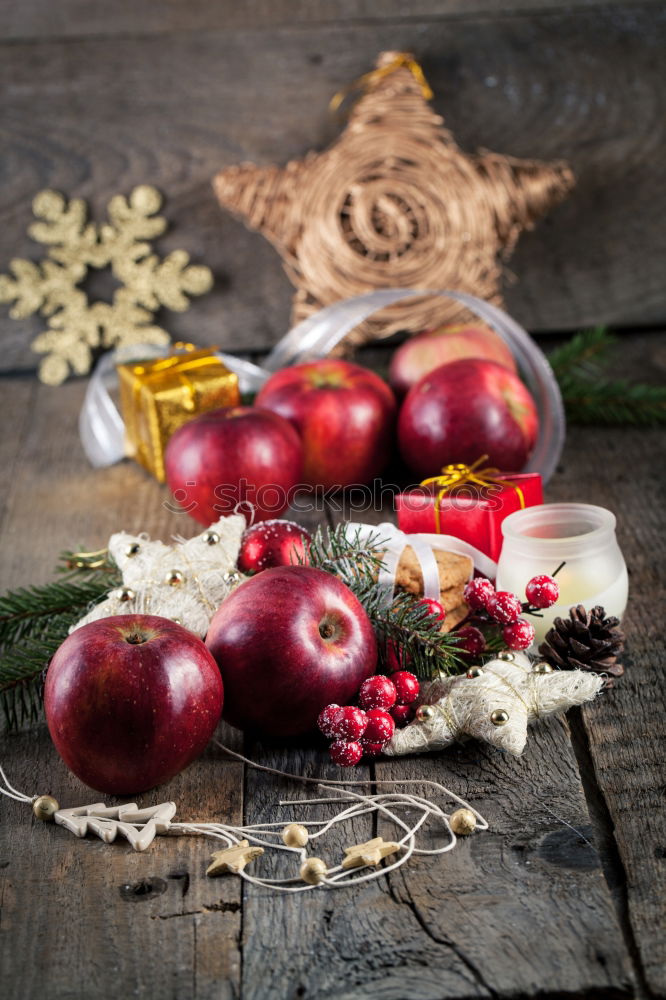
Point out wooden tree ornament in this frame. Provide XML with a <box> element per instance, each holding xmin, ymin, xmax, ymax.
<box><xmin>213</xmin><ymin>51</ymin><xmax>575</xmax><ymax>348</ymax></box>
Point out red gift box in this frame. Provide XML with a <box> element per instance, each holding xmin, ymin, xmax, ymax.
<box><xmin>396</xmin><ymin>464</ymin><xmax>543</xmax><ymax>564</ymax></box>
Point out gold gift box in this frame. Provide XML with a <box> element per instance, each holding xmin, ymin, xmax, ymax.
<box><xmin>117</xmin><ymin>347</ymin><xmax>240</xmax><ymax>482</ymax></box>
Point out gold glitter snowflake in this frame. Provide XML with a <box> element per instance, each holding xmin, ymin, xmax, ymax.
<box><xmin>0</xmin><ymin>185</ymin><xmax>213</xmax><ymax>385</ymax></box>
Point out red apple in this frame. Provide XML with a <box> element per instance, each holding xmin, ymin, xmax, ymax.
<box><xmin>206</xmin><ymin>565</ymin><xmax>377</xmax><ymax>737</ymax></box>
<box><xmin>237</xmin><ymin>519</ymin><xmax>311</xmax><ymax>574</ymax></box>
<box><xmin>398</xmin><ymin>359</ymin><xmax>539</xmax><ymax>475</ymax></box>
<box><xmin>44</xmin><ymin>615</ymin><xmax>224</xmax><ymax>795</ymax></box>
<box><xmin>164</xmin><ymin>406</ymin><xmax>303</xmax><ymax>526</ymax></box>
<box><xmin>389</xmin><ymin>322</ymin><xmax>517</xmax><ymax>397</ymax></box>
<box><xmin>255</xmin><ymin>360</ymin><xmax>396</xmax><ymax>489</ymax></box>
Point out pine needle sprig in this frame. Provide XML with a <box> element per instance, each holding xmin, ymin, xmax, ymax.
<box><xmin>0</xmin><ymin>562</ymin><xmax>119</xmax><ymax>730</ymax></box>
<box><xmin>548</xmin><ymin>326</ymin><xmax>666</xmax><ymax>426</ymax></box>
<box><xmin>306</xmin><ymin>523</ymin><xmax>464</xmax><ymax>680</ymax></box>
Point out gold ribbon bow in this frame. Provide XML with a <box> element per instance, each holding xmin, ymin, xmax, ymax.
<box><xmin>420</xmin><ymin>455</ymin><xmax>526</xmax><ymax>534</ymax></box>
<box><xmin>330</xmin><ymin>53</ymin><xmax>434</xmax><ymax>113</ymax></box>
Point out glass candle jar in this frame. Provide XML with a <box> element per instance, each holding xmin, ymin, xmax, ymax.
<box><xmin>496</xmin><ymin>504</ymin><xmax>628</xmax><ymax>645</ymax></box>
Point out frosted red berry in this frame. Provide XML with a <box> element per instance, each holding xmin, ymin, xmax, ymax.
<box><xmin>334</xmin><ymin>705</ymin><xmax>367</xmax><ymax>740</ymax></box>
<box><xmin>359</xmin><ymin>675</ymin><xmax>397</xmax><ymax>711</ymax></box>
<box><xmin>419</xmin><ymin>597</ymin><xmax>446</xmax><ymax>623</ymax></box>
<box><xmin>390</xmin><ymin>670</ymin><xmax>420</xmax><ymax>705</ymax></box>
<box><xmin>503</xmin><ymin>619</ymin><xmax>536</xmax><ymax>650</ymax></box>
<box><xmin>463</xmin><ymin>577</ymin><xmax>495</xmax><ymax>611</ymax></box>
<box><xmin>487</xmin><ymin>591</ymin><xmax>523</xmax><ymax>624</ymax></box>
<box><xmin>390</xmin><ymin>704</ymin><xmax>413</xmax><ymax>727</ymax></box>
<box><xmin>361</xmin><ymin>740</ymin><xmax>386</xmax><ymax>757</ymax></box>
<box><xmin>330</xmin><ymin>740</ymin><xmax>363</xmax><ymax>767</ymax></box>
<box><xmin>364</xmin><ymin>708</ymin><xmax>395</xmax><ymax>744</ymax></box>
<box><xmin>455</xmin><ymin>625</ymin><xmax>486</xmax><ymax>657</ymax></box>
<box><xmin>525</xmin><ymin>574</ymin><xmax>560</xmax><ymax>609</ymax></box>
<box><xmin>317</xmin><ymin>704</ymin><xmax>342</xmax><ymax>739</ymax></box>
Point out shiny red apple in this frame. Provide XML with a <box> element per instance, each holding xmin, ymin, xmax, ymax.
<box><xmin>398</xmin><ymin>358</ymin><xmax>539</xmax><ymax>475</ymax></box>
<box><xmin>206</xmin><ymin>566</ymin><xmax>377</xmax><ymax>737</ymax></box>
<box><xmin>255</xmin><ymin>360</ymin><xmax>396</xmax><ymax>489</ymax></box>
<box><xmin>164</xmin><ymin>406</ymin><xmax>303</xmax><ymax>526</ymax></box>
<box><xmin>389</xmin><ymin>322</ymin><xmax>517</xmax><ymax>397</ymax></box>
<box><xmin>44</xmin><ymin>615</ymin><xmax>224</xmax><ymax>794</ymax></box>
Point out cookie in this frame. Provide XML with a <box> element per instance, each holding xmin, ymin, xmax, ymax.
<box><xmin>393</xmin><ymin>545</ymin><xmax>473</xmax><ymax>597</ymax></box>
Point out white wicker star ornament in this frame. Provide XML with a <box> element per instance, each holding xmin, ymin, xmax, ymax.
<box><xmin>384</xmin><ymin>651</ymin><xmax>604</xmax><ymax>757</ymax></box>
<box><xmin>71</xmin><ymin>514</ymin><xmax>247</xmax><ymax>637</ymax></box>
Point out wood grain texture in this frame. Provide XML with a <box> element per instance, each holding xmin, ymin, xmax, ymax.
<box><xmin>5</xmin><ymin>0</ymin><xmax>655</xmax><ymax>41</ymax></box>
<box><xmin>0</xmin><ymin>4</ymin><xmax>665</xmax><ymax>375</ymax></box>
<box><xmin>547</xmin><ymin>425</ymin><xmax>666</xmax><ymax>998</ymax></box>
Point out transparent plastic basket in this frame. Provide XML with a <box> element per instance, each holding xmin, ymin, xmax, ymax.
<box><xmin>248</xmin><ymin>289</ymin><xmax>566</xmax><ymax>483</ymax></box>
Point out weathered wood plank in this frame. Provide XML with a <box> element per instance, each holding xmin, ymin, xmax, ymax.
<box><xmin>0</xmin><ymin>379</ymin><xmax>244</xmax><ymax>1000</ymax></box>
<box><xmin>547</xmin><ymin>425</ymin><xmax>666</xmax><ymax>998</ymax></box>
<box><xmin>4</xmin><ymin>1</ymin><xmax>654</xmax><ymax>42</ymax></box>
<box><xmin>0</xmin><ymin>6</ymin><xmax>664</xmax><ymax>375</ymax></box>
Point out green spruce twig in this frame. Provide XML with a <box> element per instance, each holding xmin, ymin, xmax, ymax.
<box><xmin>305</xmin><ymin>524</ymin><xmax>464</xmax><ymax>680</ymax></box>
<box><xmin>549</xmin><ymin>326</ymin><xmax>666</xmax><ymax>426</ymax></box>
<box><xmin>0</xmin><ymin>558</ymin><xmax>119</xmax><ymax>730</ymax></box>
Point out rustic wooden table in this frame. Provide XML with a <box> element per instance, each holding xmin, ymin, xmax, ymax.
<box><xmin>0</xmin><ymin>335</ymin><xmax>664</xmax><ymax>1000</ymax></box>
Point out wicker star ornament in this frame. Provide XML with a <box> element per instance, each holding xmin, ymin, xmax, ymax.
<box><xmin>213</xmin><ymin>52</ymin><xmax>574</xmax><ymax>348</ymax></box>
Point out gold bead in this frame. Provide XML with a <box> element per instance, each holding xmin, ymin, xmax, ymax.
<box><xmin>203</xmin><ymin>530</ymin><xmax>220</xmax><ymax>545</ymax></box>
<box><xmin>450</xmin><ymin>807</ymin><xmax>477</xmax><ymax>836</ymax></box>
<box><xmin>117</xmin><ymin>586</ymin><xmax>135</xmax><ymax>602</ymax></box>
<box><xmin>223</xmin><ymin>571</ymin><xmax>241</xmax><ymax>586</ymax></box>
<box><xmin>172</xmin><ymin>618</ymin><xmax>182</xmax><ymax>626</ymax></box>
<box><xmin>466</xmin><ymin>666</ymin><xmax>484</xmax><ymax>678</ymax></box>
<box><xmin>33</xmin><ymin>795</ymin><xmax>60</xmax><ymax>821</ymax></box>
<box><xmin>491</xmin><ymin>709</ymin><xmax>510</xmax><ymax>726</ymax></box>
<box><xmin>282</xmin><ymin>823</ymin><xmax>309</xmax><ymax>848</ymax></box>
<box><xmin>300</xmin><ymin>857</ymin><xmax>327</xmax><ymax>885</ymax></box>
<box><xmin>125</xmin><ymin>542</ymin><xmax>141</xmax><ymax>557</ymax></box>
<box><xmin>498</xmin><ymin>650</ymin><xmax>515</xmax><ymax>662</ymax></box>
<box><xmin>416</xmin><ymin>704</ymin><xmax>436</xmax><ymax>722</ymax></box>
<box><xmin>165</xmin><ymin>569</ymin><xmax>185</xmax><ymax>586</ymax></box>
<box><xmin>532</xmin><ymin>660</ymin><xmax>554</xmax><ymax>674</ymax></box>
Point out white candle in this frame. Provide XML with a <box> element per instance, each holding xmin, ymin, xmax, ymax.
<box><xmin>496</xmin><ymin>504</ymin><xmax>628</xmax><ymax>645</ymax></box>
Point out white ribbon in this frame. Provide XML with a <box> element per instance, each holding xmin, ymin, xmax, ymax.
<box><xmin>344</xmin><ymin>521</ymin><xmax>497</xmax><ymax>608</ymax></box>
<box><xmin>79</xmin><ymin>288</ymin><xmax>564</xmax><ymax>481</ymax></box>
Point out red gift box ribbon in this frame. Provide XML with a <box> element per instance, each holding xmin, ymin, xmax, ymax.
<box><xmin>420</xmin><ymin>455</ymin><xmax>526</xmax><ymax>533</ymax></box>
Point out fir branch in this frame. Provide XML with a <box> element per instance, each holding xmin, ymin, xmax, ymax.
<box><xmin>558</xmin><ymin>377</ymin><xmax>666</xmax><ymax>426</ymax></box>
<box><xmin>306</xmin><ymin>524</ymin><xmax>464</xmax><ymax>680</ymax></box>
<box><xmin>548</xmin><ymin>326</ymin><xmax>615</xmax><ymax>378</ymax></box>
<box><xmin>548</xmin><ymin>326</ymin><xmax>666</xmax><ymax>427</ymax></box>
<box><xmin>0</xmin><ymin>565</ymin><xmax>119</xmax><ymax>730</ymax></box>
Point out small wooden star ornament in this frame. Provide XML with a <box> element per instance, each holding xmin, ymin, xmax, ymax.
<box><xmin>213</xmin><ymin>51</ymin><xmax>574</xmax><ymax>349</ymax></box>
<box><xmin>206</xmin><ymin>840</ymin><xmax>265</xmax><ymax>877</ymax></box>
<box><xmin>384</xmin><ymin>651</ymin><xmax>604</xmax><ymax>757</ymax></box>
<box><xmin>342</xmin><ymin>836</ymin><xmax>401</xmax><ymax>870</ymax></box>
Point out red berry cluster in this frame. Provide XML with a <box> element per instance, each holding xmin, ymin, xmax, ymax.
<box><xmin>461</xmin><ymin>573</ymin><xmax>560</xmax><ymax>652</ymax></box>
<box><xmin>318</xmin><ymin>671</ymin><xmax>421</xmax><ymax>767</ymax></box>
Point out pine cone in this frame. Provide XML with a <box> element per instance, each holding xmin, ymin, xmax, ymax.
<box><xmin>538</xmin><ymin>605</ymin><xmax>625</xmax><ymax>686</ymax></box>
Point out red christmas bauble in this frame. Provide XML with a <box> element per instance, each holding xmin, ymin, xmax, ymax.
<box><xmin>237</xmin><ymin>519</ymin><xmax>311</xmax><ymax>574</ymax></box>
